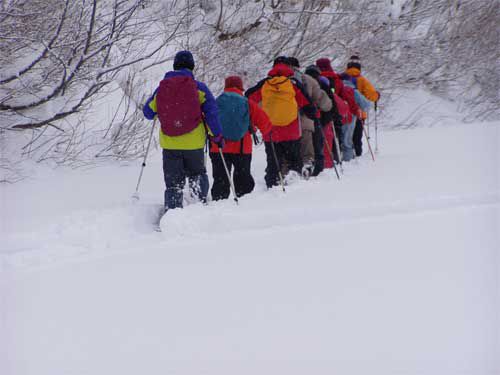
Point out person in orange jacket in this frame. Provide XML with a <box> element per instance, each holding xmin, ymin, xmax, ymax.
<box><xmin>340</xmin><ymin>55</ymin><xmax>380</xmax><ymax>157</ymax></box>
<box><xmin>210</xmin><ymin>76</ymin><xmax>272</xmax><ymax>200</ymax></box>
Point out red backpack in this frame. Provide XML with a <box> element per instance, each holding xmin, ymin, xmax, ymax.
<box><xmin>156</xmin><ymin>75</ymin><xmax>202</xmax><ymax>136</ymax></box>
<box><xmin>333</xmin><ymin>93</ymin><xmax>352</xmax><ymax>125</ymax></box>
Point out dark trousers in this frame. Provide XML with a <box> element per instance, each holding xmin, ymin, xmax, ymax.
<box><xmin>264</xmin><ymin>140</ymin><xmax>302</xmax><ymax>188</ymax></box>
<box><xmin>210</xmin><ymin>152</ymin><xmax>255</xmax><ymax>200</ymax></box>
<box><xmin>353</xmin><ymin>118</ymin><xmax>363</xmax><ymax>156</ymax></box>
<box><xmin>312</xmin><ymin>124</ymin><xmax>324</xmax><ymax>176</ymax></box>
<box><xmin>162</xmin><ymin>149</ymin><xmax>208</xmax><ymax>210</ymax></box>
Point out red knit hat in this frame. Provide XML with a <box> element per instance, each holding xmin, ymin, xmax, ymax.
<box><xmin>315</xmin><ymin>58</ymin><xmax>334</xmax><ymax>72</ymax></box>
<box><xmin>224</xmin><ymin>76</ymin><xmax>244</xmax><ymax>91</ymax></box>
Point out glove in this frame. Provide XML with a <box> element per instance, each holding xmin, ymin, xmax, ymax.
<box><xmin>210</xmin><ymin>134</ymin><xmax>225</xmax><ymax>149</ymax></box>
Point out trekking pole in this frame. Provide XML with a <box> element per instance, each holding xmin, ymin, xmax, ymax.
<box><xmin>374</xmin><ymin>101</ymin><xmax>379</xmax><ymax>153</ymax></box>
<box><xmin>330</xmin><ymin>123</ymin><xmax>344</xmax><ymax>175</ymax></box>
<box><xmin>269</xmin><ymin>135</ymin><xmax>286</xmax><ymax>192</ymax></box>
<box><xmin>319</xmin><ymin>126</ymin><xmax>340</xmax><ymax>180</ymax></box>
<box><xmin>132</xmin><ymin>118</ymin><xmax>157</xmax><ymax>201</ymax></box>
<box><xmin>362</xmin><ymin>121</ymin><xmax>375</xmax><ymax>162</ymax></box>
<box><xmin>204</xmin><ymin>138</ymin><xmax>208</xmax><ymax>168</ymax></box>
<box><xmin>366</xmin><ymin>113</ymin><xmax>370</xmax><ymax>138</ymax></box>
<box><xmin>218</xmin><ymin>149</ymin><xmax>239</xmax><ymax>205</ymax></box>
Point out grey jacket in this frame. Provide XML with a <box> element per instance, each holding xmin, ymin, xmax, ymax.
<box><xmin>294</xmin><ymin>69</ymin><xmax>332</xmax><ymax>131</ymax></box>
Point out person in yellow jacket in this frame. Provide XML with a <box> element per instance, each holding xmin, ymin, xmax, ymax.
<box><xmin>340</xmin><ymin>55</ymin><xmax>380</xmax><ymax>157</ymax></box>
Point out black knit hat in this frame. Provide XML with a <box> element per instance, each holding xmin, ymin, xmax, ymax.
<box><xmin>273</xmin><ymin>56</ymin><xmax>289</xmax><ymax>66</ymax></box>
<box><xmin>305</xmin><ymin>64</ymin><xmax>321</xmax><ymax>79</ymax></box>
<box><xmin>287</xmin><ymin>57</ymin><xmax>300</xmax><ymax>68</ymax></box>
<box><xmin>173</xmin><ymin>50</ymin><xmax>195</xmax><ymax>71</ymax></box>
<box><xmin>347</xmin><ymin>55</ymin><xmax>361</xmax><ymax>70</ymax></box>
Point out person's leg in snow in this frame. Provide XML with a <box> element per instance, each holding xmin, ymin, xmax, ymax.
<box><xmin>210</xmin><ymin>152</ymin><xmax>231</xmax><ymax>201</ymax></box>
<box><xmin>232</xmin><ymin>153</ymin><xmax>255</xmax><ymax>197</ymax></box>
<box><xmin>264</xmin><ymin>141</ymin><xmax>282</xmax><ymax>188</ymax></box>
<box><xmin>312</xmin><ymin>123</ymin><xmax>324</xmax><ymax>176</ymax></box>
<box><xmin>341</xmin><ymin>117</ymin><xmax>356</xmax><ymax>161</ymax></box>
<box><xmin>163</xmin><ymin>149</ymin><xmax>185</xmax><ymax>210</ymax></box>
<box><xmin>283</xmin><ymin>139</ymin><xmax>303</xmax><ymax>176</ymax></box>
<box><xmin>353</xmin><ymin>118</ymin><xmax>363</xmax><ymax>156</ymax></box>
<box><xmin>184</xmin><ymin>148</ymin><xmax>208</xmax><ymax>204</ymax></box>
<box><xmin>300</xmin><ymin>129</ymin><xmax>315</xmax><ymax>178</ymax></box>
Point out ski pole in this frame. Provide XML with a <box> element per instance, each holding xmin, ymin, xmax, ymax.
<box><xmin>132</xmin><ymin>118</ymin><xmax>156</xmax><ymax>201</ymax></box>
<box><xmin>330</xmin><ymin>123</ymin><xmax>344</xmax><ymax>175</ymax></box>
<box><xmin>269</xmin><ymin>135</ymin><xmax>286</xmax><ymax>192</ymax></box>
<box><xmin>366</xmin><ymin>113</ymin><xmax>370</xmax><ymax>138</ymax></box>
<box><xmin>319</xmin><ymin>125</ymin><xmax>340</xmax><ymax>180</ymax></box>
<box><xmin>375</xmin><ymin>101</ymin><xmax>379</xmax><ymax>153</ymax></box>
<box><xmin>218</xmin><ymin>149</ymin><xmax>239</xmax><ymax>205</ymax></box>
<box><xmin>362</xmin><ymin>121</ymin><xmax>375</xmax><ymax>162</ymax></box>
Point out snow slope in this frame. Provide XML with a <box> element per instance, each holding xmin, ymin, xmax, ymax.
<box><xmin>1</xmin><ymin>97</ymin><xmax>499</xmax><ymax>374</ymax></box>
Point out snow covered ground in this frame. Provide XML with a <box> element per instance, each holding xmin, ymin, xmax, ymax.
<box><xmin>1</xmin><ymin>98</ymin><xmax>499</xmax><ymax>374</ymax></box>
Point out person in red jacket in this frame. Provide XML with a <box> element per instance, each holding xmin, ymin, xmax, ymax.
<box><xmin>210</xmin><ymin>76</ymin><xmax>272</xmax><ymax>200</ymax></box>
<box><xmin>246</xmin><ymin>57</ymin><xmax>317</xmax><ymax>188</ymax></box>
<box><xmin>316</xmin><ymin>57</ymin><xmax>360</xmax><ymax>163</ymax></box>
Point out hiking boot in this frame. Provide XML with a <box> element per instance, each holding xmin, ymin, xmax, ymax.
<box><xmin>301</xmin><ymin>163</ymin><xmax>313</xmax><ymax>180</ymax></box>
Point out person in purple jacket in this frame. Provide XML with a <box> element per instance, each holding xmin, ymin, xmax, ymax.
<box><xmin>143</xmin><ymin>50</ymin><xmax>224</xmax><ymax>212</ymax></box>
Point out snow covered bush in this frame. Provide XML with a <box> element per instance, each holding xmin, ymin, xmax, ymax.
<box><xmin>1</xmin><ymin>0</ymin><xmax>498</xmax><ymax>182</ymax></box>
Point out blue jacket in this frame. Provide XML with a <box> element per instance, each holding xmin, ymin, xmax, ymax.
<box><xmin>343</xmin><ymin>80</ymin><xmax>371</xmax><ymax>112</ymax></box>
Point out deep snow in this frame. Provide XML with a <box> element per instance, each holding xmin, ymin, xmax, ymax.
<box><xmin>1</xmin><ymin>95</ymin><xmax>499</xmax><ymax>374</ymax></box>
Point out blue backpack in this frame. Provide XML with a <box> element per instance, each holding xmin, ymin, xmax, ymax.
<box><xmin>216</xmin><ymin>92</ymin><xmax>250</xmax><ymax>141</ymax></box>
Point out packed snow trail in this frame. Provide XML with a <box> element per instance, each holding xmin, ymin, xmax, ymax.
<box><xmin>1</xmin><ymin>122</ymin><xmax>499</xmax><ymax>375</ymax></box>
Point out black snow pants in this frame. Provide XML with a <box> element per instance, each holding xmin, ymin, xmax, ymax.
<box><xmin>210</xmin><ymin>152</ymin><xmax>255</xmax><ymax>200</ymax></box>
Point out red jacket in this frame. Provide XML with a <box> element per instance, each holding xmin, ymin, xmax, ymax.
<box><xmin>210</xmin><ymin>87</ymin><xmax>272</xmax><ymax>154</ymax></box>
<box><xmin>247</xmin><ymin>64</ymin><xmax>314</xmax><ymax>142</ymax></box>
<box><xmin>321</xmin><ymin>70</ymin><xmax>359</xmax><ymax>116</ymax></box>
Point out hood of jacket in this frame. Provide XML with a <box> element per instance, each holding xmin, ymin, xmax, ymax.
<box><xmin>224</xmin><ymin>87</ymin><xmax>244</xmax><ymax>96</ymax></box>
<box><xmin>345</xmin><ymin>67</ymin><xmax>361</xmax><ymax>77</ymax></box>
<box><xmin>320</xmin><ymin>70</ymin><xmax>340</xmax><ymax>80</ymax></box>
<box><xmin>267</xmin><ymin>63</ymin><xmax>294</xmax><ymax>78</ymax></box>
<box><xmin>163</xmin><ymin>68</ymin><xmax>194</xmax><ymax>80</ymax></box>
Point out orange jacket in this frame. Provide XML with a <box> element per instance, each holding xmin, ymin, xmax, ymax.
<box><xmin>210</xmin><ymin>87</ymin><xmax>272</xmax><ymax>154</ymax></box>
<box><xmin>344</xmin><ymin>67</ymin><xmax>379</xmax><ymax>103</ymax></box>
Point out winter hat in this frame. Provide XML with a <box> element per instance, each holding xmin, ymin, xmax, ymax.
<box><xmin>173</xmin><ymin>50</ymin><xmax>195</xmax><ymax>71</ymax></box>
<box><xmin>224</xmin><ymin>76</ymin><xmax>244</xmax><ymax>91</ymax></box>
<box><xmin>305</xmin><ymin>64</ymin><xmax>321</xmax><ymax>79</ymax></box>
<box><xmin>273</xmin><ymin>56</ymin><xmax>289</xmax><ymax>66</ymax></box>
<box><xmin>347</xmin><ymin>55</ymin><xmax>361</xmax><ymax>70</ymax></box>
<box><xmin>287</xmin><ymin>57</ymin><xmax>300</xmax><ymax>68</ymax></box>
<box><xmin>315</xmin><ymin>58</ymin><xmax>334</xmax><ymax>72</ymax></box>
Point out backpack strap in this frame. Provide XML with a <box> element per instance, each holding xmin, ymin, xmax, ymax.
<box><xmin>290</xmin><ymin>77</ymin><xmax>314</xmax><ymax>107</ymax></box>
<box><xmin>245</xmin><ymin>77</ymin><xmax>268</xmax><ymax>98</ymax></box>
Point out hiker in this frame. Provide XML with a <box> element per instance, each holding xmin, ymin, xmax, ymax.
<box><xmin>316</xmin><ymin>57</ymin><xmax>360</xmax><ymax>165</ymax></box>
<box><xmin>287</xmin><ymin>57</ymin><xmax>332</xmax><ymax>179</ymax></box>
<box><xmin>143</xmin><ymin>50</ymin><xmax>223</xmax><ymax>212</ymax></box>
<box><xmin>210</xmin><ymin>76</ymin><xmax>272</xmax><ymax>201</ymax></box>
<box><xmin>340</xmin><ymin>55</ymin><xmax>380</xmax><ymax>157</ymax></box>
<box><xmin>246</xmin><ymin>57</ymin><xmax>316</xmax><ymax>188</ymax></box>
<box><xmin>303</xmin><ymin>65</ymin><xmax>339</xmax><ymax>175</ymax></box>
<box><xmin>341</xmin><ymin>73</ymin><xmax>372</xmax><ymax>161</ymax></box>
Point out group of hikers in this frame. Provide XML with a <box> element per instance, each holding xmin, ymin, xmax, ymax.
<box><xmin>143</xmin><ymin>50</ymin><xmax>380</xmax><ymax>212</ymax></box>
